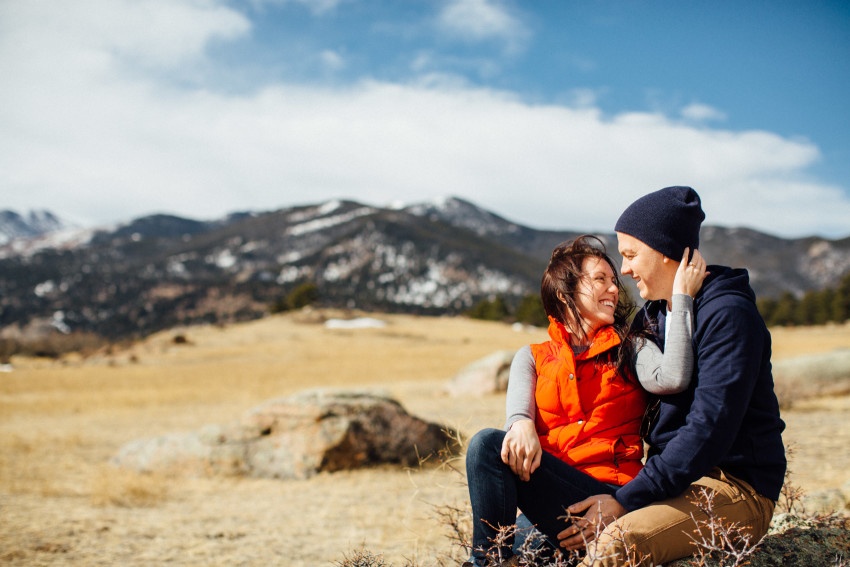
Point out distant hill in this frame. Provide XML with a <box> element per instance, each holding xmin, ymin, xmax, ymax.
<box><xmin>0</xmin><ymin>197</ymin><xmax>848</xmax><ymax>339</ymax></box>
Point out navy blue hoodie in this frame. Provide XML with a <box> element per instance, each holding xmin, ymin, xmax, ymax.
<box><xmin>615</xmin><ymin>266</ymin><xmax>786</xmax><ymax>511</ymax></box>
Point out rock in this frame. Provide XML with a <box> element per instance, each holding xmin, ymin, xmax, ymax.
<box><xmin>666</xmin><ymin>513</ymin><xmax>850</xmax><ymax>567</ymax></box>
<box><xmin>112</xmin><ymin>389</ymin><xmax>461</xmax><ymax>480</ymax></box>
<box><xmin>445</xmin><ymin>349</ymin><xmax>516</xmax><ymax>396</ymax></box>
<box><xmin>772</xmin><ymin>349</ymin><xmax>850</xmax><ymax>407</ymax></box>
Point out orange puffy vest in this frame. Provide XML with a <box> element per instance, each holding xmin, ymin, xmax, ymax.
<box><xmin>531</xmin><ymin>318</ymin><xmax>647</xmax><ymax>486</ymax></box>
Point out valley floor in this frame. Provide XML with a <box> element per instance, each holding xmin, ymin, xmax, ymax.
<box><xmin>2</xmin><ymin>312</ymin><xmax>848</xmax><ymax>566</ymax></box>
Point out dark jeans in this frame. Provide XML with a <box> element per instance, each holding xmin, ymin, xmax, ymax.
<box><xmin>466</xmin><ymin>428</ymin><xmax>617</xmax><ymax>565</ymax></box>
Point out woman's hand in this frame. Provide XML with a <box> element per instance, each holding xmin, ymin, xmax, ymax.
<box><xmin>500</xmin><ymin>419</ymin><xmax>542</xmax><ymax>481</ymax></box>
<box><xmin>673</xmin><ymin>248</ymin><xmax>707</xmax><ymax>298</ymax></box>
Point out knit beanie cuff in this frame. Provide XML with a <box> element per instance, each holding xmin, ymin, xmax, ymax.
<box><xmin>614</xmin><ymin>186</ymin><xmax>705</xmax><ymax>260</ymax></box>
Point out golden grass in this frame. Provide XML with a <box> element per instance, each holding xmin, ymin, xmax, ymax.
<box><xmin>769</xmin><ymin>321</ymin><xmax>850</xmax><ymax>360</ymax></box>
<box><xmin>89</xmin><ymin>465</ymin><xmax>170</xmax><ymax>508</ymax></box>
<box><xmin>0</xmin><ymin>310</ymin><xmax>848</xmax><ymax>566</ymax></box>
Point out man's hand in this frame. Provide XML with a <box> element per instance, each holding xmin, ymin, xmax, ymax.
<box><xmin>500</xmin><ymin>419</ymin><xmax>542</xmax><ymax>481</ymax></box>
<box><xmin>556</xmin><ymin>494</ymin><xmax>627</xmax><ymax>551</ymax></box>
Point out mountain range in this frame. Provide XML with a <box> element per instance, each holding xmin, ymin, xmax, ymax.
<box><xmin>1</xmin><ymin>197</ymin><xmax>849</xmax><ymax>340</ymax></box>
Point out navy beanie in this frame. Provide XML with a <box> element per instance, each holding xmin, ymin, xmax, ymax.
<box><xmin>614</xmin><ymin>186</ymin><xmax>705</xmax><ymax>260</ymax></box>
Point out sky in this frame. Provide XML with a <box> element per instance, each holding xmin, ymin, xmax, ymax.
<box><xmin>1</xmin><ymin>0</ymin><xmax>849</xmax><ymax>238</ymax></box>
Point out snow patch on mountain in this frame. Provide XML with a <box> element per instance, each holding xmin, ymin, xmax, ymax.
<box><xmin>403</xmin><ymin>196</ymin><xmax>521</xmax><ymax>237</ymax></box>
<box><xmin>0</xmin><ymin>226</ymin><xmax>96</xmax><ymax>259</ymax></box>
<box><xmin>0</xmin><ymin>209</ymin><xmax>74</xmax><ymax>246</ymax></box>
<box><xmin>286</xmin><ymin>206</ymin><xmax>375</xmax><ymax>236</ymax></box>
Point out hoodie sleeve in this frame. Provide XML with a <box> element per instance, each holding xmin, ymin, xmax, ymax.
<box><xmin>615</xmin><ymin>296</ymin><xmax>766</xmax><ymax>511</ymax></box>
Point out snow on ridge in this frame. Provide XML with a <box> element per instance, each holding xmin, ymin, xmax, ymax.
<box><xmin>287</xmin><ymin>206</ymin><xmax>375</xmax><ymax>237</ymax></box>
<box><xmin>0</xmin><ymin>227</ymin><xmax>97</xmax><ymax>259</ymax></box>
<box><xmin>287</xmin><ymin>200</ymin><xmax>344</xmax><ymax>224</ymax></box>
<box><xmin>318</xmin><ymin>200</ymin><xmax>343</xmax><ymax>215</ymax></box>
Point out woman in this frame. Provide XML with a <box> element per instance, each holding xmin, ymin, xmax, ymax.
<box><xmin>464</xmin><ymin>235</ymin><xmax>706</xmax><ymax>566</ymax></box>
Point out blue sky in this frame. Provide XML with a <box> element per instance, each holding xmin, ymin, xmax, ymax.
<box><xmin>1</xmin><ymin>0</ymin><xmax>848</xmax><ymax>237</ymax></box>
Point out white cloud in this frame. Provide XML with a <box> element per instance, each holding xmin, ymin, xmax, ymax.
<box><xmin>0</xmin><ymin>0</ymin><xmax>249</xmax><ymax>74</ymax></box>
<box><xmin>319</xmin><ymin>49</ymin><xmax>346</xmax><ymax>71</ymax></box>
<box><xmin>1</xmin><ymin>0</ymin><xmax>848</xmax><ymax>238</ymax></box>
<box><xmin>681</xmin><ymin>103</ymin><xmax>727</xmax><ymax>123</ymax></box>
<box><xmin>251</xmin><ymin>0</ymin><xmax>346</xmax><ymax>16</ymax></box>
<box><xmin>437</xmin><ymin>0</ymin><xmax>529</xmax><ymax>53</ymax></box>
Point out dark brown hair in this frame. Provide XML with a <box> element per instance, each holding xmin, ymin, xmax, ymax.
<box><xmin>540</xmin><ymin>235</ymin><xmax>638</xmax><ymax>381</ymax></box>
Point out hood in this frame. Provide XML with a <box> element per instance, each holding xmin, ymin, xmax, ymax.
<box><xmin>694</xmin><ymin>265</ymin><xmax>757</xmax><ymax>311</ymax></box>
<box><xmin>640</xmin><ymin>265</ymin><xmax>756</xmax><ymax>335</ymax></box>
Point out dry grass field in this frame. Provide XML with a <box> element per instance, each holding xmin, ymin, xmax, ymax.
<box><xmin>1</xmin><ymin>310</ymin><xmax>849</xmax><ymax>566</ymax></box>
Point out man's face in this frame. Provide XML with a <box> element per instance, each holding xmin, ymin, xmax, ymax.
<box><xmin>616</xmin><ymin>232</ymin><xmax>675</xmax><ymax>302</ymax></box>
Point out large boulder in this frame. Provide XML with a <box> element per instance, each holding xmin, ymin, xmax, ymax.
<box><xmin>445</xmin><ymin>349</ymin><xmax>516</xmax><ymax>396</ymax></box>
<box><xmin>112</xmin><ymin>390</ymin><xmax>461</xmax><ymax>480</ymax></box>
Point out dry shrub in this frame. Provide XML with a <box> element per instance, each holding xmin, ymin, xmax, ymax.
<box><xmin>3</xmin><ymin>331</ymin><xmax>109</xmax><ymax>360</ymax></box>
<box><xmin>431</xmin><ymin>501</ymin><xmax>472</xmax><ymax>565</ymax></box>
<box><xmin>685</xmin><ymin>487</ymin><xmax>765</xmax><ymax>567</ymax></box>
<box><xmin>336</xmin><ymin>547</ymin><xmax>421</xmax><ymax>567</ymax></box>
<box><xmin>335</xmin><ymin>548</ymin><xmax>392</xmax><ymax>567</ymax></box>
<box><xmin>776</xmin><ymin>443</ymin><xmax>806</xmax><ymax>516</ymax></box>
<box><xmin>90</xmin><ymin>464</ymin><xmax>169</xmax><ymax>508</ymax></box>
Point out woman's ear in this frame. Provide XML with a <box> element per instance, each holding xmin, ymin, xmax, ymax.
<box><xmin>557</xmin><ymin>291</ymin><xmax>567</xmax><ymax>304</ymax></box>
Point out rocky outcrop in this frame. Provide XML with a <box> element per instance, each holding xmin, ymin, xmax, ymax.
<box><xmin>667</xmin><ymin>513</ymin><xmax>850</xmax><ymax>567</ymax></box>
<box><xmin>112</xmin><ymin>390</ymin><xmax>461</xmax><ymax>480</ymax></box>
<box><xmin>445</xmin><ymin>349</ymin><xmax>516</xmax><ymax>396</ymax></box>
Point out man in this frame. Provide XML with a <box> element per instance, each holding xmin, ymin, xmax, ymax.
<box><xmin>558</xmin><ymin>186</ymin><xmax>786</xmax><ymax>566</ymax></box>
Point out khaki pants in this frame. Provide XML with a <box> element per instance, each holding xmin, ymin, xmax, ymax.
<box><xmin>582</xmin><ymin>469</ymin><xmax>775</xmax><ymax>567</ymax></box>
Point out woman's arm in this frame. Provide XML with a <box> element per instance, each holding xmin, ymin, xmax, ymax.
<box><xmin>634</xmin><ymin>249</ymin><xmax>707</xmax><ymax>395</ymax></box>
<box><xmin>501</xmin><ymin>345</ymin><xmax>542</xmax><ymax>481</ymax></box>
<box><xmin>634</xmin><ymin>294</ymin><xmax>695</xmax><ymax>394</ymax></box>
<box><xmin>505</xmin><ymin>345</ymin><xmax>536</xmax><ymax>429</ymax></box>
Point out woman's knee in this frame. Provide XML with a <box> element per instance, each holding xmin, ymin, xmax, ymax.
<box><xmin>466</xmin><ymin>428</ymin><xmax>505</xmax><ymax>468</ymax></box>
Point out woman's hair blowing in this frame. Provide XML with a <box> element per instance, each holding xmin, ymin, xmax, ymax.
<box><xmin>540</xmin><ymin>234</ymin><xmax>638</xmax><ymax>381</ymax></box>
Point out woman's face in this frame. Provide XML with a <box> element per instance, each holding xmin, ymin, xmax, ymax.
<box><xmin>572</xmin><ymin>256</ymin><xmax>619</xmax><ymax>336</ymax></box>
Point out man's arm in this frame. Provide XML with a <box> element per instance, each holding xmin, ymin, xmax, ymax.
<box><xmin>615</xmin><ymin>300</ymin><xmax>766</xmax><ymax>511</ymax></box>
